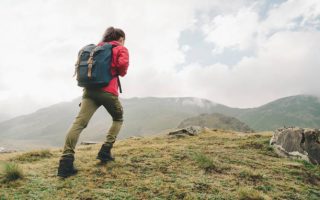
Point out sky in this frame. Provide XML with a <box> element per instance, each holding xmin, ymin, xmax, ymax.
<box><xmin>0</xmin><ymin>0</ymin><xmax>320</xmax><ymax>118</ymax></box>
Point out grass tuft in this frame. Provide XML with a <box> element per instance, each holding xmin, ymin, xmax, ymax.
<box><xmin>297</xmin><ymin>160</ymin><xmax>317</xmax><ymax>170</ymax></box>
<box><xmin>238</xmin><ymin>187</ymin><xmax>269</xmax><ymax>200</ymax></box>
<box><xmin>191</xmin><ymin>152</ymin><xmax>226</xmax><ymax>173</ymax></box>
<box><xmin>239</xmin><ymin>169</ymin><xmax>265</xmax><ymax>182</ymax></box>
<box><xmin>11</xmin><ymin>149</ymin><xmax>53</xmax><ymax>162</ymax></box>
<box><xmin>2</xmin><ymin>162</ymin><xmax>24</xmax><ymax>182</ymax></box>
<box><xmin>255</xmin><ymin>185</ymin><xmax>273</xmax><ymax>192</ymax></box>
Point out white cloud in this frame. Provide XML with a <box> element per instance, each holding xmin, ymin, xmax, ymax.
<box><xmin>173</xmin><ymin>30</ymin><xmax>320</xmax><ymax>107</ymax></box>
<box><xmin>262</xmin><ymin>0</ymin><xmax>320</xmax><ymax>32</ymax></box>
<box><xmin>202</xmin><ymin>7</ymin><xmax>259</xmax><ymax>53</ymax></box>
<box><xmin>0</xmin><ymin>0</ymin><xmax>248</xmax><ymax>116</ymax></box>
<box><xmin>181</xmin><ymin>45</ymin><xmax>191</xmax><ymax>52</ymax></box>
<box><xmin>202</xmin><ymin>0</ymin><xmax>320</xmax><ymax>54</ymax></box>
<box><xmin>178</xmin><ymin>0</ymin><xmax>320</xmax><ymax>107</ymax></box>
<box><xmin>0</xmin><ymin>0</ymin><xmax>319</xmax><ymax>117</ymax></box>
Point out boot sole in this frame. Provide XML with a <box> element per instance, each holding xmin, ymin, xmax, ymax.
<box><xmin>96</xmin><ymin>156</ymin><xmax>115</xmax><ymax>164</ymax></box>
<box><xmin>57</xmin><ymin>170</ymin><xmax>78</xmax><ymax>178</ymax></box>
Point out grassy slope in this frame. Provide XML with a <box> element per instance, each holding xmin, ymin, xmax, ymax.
<box><xmin>0</xmin><ymin>130</ymin><xmax>319</xmax><ymax>200</ymax></box>
<box><xmin>237</xmin><ymin>95</ymin><xmax>320</xmax><ymax>131</ymax></box>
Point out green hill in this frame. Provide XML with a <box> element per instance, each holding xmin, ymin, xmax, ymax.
<box><xmin>235</xmin><ymin>95</ymin><xmax>320</xmax><ymax>131</ymax></box>
<box><xmin>1</xmin><ymin>130</ymin><xmax>319</xmax><ymax>199</ymax></box>
<box><xmin>178</xmin><ymin>113</ymin><xmax>254</xmax><ymax>132</ymax></box>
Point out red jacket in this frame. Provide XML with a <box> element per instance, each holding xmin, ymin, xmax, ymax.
<box><xmin>97</xmin><ymin>41</ymin><xmax>129</xmax><ymax>96</ymax></box>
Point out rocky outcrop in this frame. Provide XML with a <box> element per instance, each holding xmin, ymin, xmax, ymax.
<box><xmin>178</xmin><ymin>113</ymin><xmax>254</xmax><ymax>133</ymax></box>
<box><xmin>169</xmin><ymin>126</ymin><xmax>205</xmax><ymax>137</ymax></box>
<box><xmin>270</xmin><ymin>127</ymin><xmax>320</xmax><ymax>164</ymax></box>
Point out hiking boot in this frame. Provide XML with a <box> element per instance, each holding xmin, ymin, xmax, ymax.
<box><xmin>57</xmin><ymin>154</ymin><xmax>78</xmax><ymax>178</ymax></box>
<box><xmin>97</xmin><ymin>144</ymin><xmax>115</xmax><ymax>163</ymax></box>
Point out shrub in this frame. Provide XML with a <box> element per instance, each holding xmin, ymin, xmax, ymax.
<box><xmin>2</xmin><ymin>163</ymin><xmax>24</xmax><ymax>182</ymax></box>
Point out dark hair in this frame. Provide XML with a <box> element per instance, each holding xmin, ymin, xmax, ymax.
<box><xmin>101</xmin><ymin>27</ymin><xmax>125</xmax><ymax>42</ymax></box>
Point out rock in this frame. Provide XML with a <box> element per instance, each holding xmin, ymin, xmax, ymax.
<box><xmin>80</xmin><ymin>141</ymin><xmax>99</xmax><ymax>145</ymax></box>
<box><xmin>0</xmin><ymin>147</ymin><xmax>17</xmax><ymax>153</ymax></box>
<box><xmin>169</xmin><ymin>126</ymin><xmax>204</xmax><ymax>137</ymax></box>
<box><xmin>270</xmin><ymin>127</ymin><xmax>320</xmax><ymax>164</ymax></box>
<box><xmin>129</xmin><ymin>136</ymin><xmax>143</xmax><ymax>140</ymax></box>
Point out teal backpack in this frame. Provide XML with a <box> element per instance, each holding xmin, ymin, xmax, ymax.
<box><xmin>74</xmin><ymin>43</ymin><xmax>113</xmax><ymax>88</ymax></box>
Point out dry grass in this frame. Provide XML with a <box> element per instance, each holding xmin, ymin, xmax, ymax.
<box><xmin>10</xmin><ymin>149</ymin><xmax>53</xmax><ymax>163</ymax></box>
<box><xmin>1</xmin><ymin>163</ymin><xmax>24</xmax><ymax>183</ymax></box>
<box><xmin>0</xmin><ymin>130</ymin><xmax>319</xmax><ymax>199</ymax></box>
<box><xmin>238</xmin><ymin>187</ymin><xmax>270</xmax><ymax>200</ymax></box>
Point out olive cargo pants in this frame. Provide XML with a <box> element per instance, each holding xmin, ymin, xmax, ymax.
<box><xmin>62</xmin><ymin>88</ymin><xmax>123</xmax><ymax>156</ymax></box>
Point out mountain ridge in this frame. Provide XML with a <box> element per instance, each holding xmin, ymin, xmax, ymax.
<box><xmin>0</xmin><ymin>94</ymin><xmax>319</xmax><ymax>149</ymax></box>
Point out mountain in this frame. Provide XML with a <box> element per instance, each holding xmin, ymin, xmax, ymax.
<box><xmin>0</xmin><ymin>95</ymin><xmax>319</xmax><ymax>150</ymax></box>
<box><xmin>234</xmin><ymin>95</ymin><xmax>320</xmax><ymax>131</ymax></box>
<box><xmin>0</xmin><ymin>97</ymin><xmax>232</xmax><ymax>149</ymax></box>
<box><xmin>1</xmin><ymin>130</ymin><xmax>319</xmax><ymax>199</ymax></box>
<box><xmin>0</xmin><ymin>99</ymin><xmax>80</xmax><ymax>149</ymax></box>
<box><xmin>178</xmin><ymin>113</ymin><xmax>254</xmax><ymax>132</ymax></box>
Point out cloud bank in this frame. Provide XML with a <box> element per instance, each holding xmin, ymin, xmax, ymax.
<box><xmin>0</xmin><ymin>0</ymin><xmax>319</xmax><ymax>117</ymax></box>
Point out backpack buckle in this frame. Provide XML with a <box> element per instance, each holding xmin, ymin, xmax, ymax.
<box><xmin>87</xmin><ymin>56</ymin><xmax>94</xmax><ymax>78</ymax></box>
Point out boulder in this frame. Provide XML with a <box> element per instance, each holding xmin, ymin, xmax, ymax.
<box><xmin>270</xmin><ymin>127</ymin><xmax>320</xmax><ymax>164</ymax></box>
<box><xmin>169</xmin><ymin>126</ymin><xmax>205</xmax><ymax>137</ymax></box>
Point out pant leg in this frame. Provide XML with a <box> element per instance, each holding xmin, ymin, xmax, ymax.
<box><xmin>62</xmin><ymin>96</ymin><xmax>100</xmax><ymax>156</ymax></box>
<box><xmin>105</xmin><ymin>121</ymin><xmax>123</xmax><ymax>146</ymax></box>
<box><xmin>97</xmin><ymin>92</ymin><xmax>123</xmax><ymax>146</ymax></box>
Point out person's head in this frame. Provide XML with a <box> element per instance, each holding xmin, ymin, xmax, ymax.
<box><xmin>101</xmin><ymin>27</ymin><xmax>125</xmax><ymax>45</ymax></box>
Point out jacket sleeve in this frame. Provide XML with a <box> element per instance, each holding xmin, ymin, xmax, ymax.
<box><xmin>116</xmin><ymin>46</ymin><xmax>129</xmax><ymax>77</ymax></box>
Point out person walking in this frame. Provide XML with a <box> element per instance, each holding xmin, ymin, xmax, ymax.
<box><xmin>57</xmin><ymin>27</ymin><xmax>129</xmax><ymax>178</ymax></box>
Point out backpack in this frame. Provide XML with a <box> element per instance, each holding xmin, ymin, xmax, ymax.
<box><xmin>74</xmin><ymin>43</ymin><xmax>113</xmax><ymax>88</ymax></box>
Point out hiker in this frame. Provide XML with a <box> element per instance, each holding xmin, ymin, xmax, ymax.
<box><xmin>57</xmin><ymin>27</ymin><xmax>129</xmax><ymax>178</ymax></box>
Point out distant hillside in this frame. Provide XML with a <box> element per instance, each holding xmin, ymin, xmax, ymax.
<box><xmin>0</xmin><ymin>97</ymin><xmax>232</xmax><ymax>149</ymax></box>
<box><xmin>178</xmin><ymin>113</ymin><xmax>254</xmax><ymax>132</ymax></box>
<box><xmin>1</xmin><ymin>130</ymin><xmax>319</xmax><ymax>199</ymax></box>
<box><xmin>234</xmin><ymin>95</ymin><xmax>320</xmax><ymax>131</ymax></box>
<box><xmin>0</xmin><ymin>95</ymin><xmax>319</xmax><ymax>149</ymax></box>
<box><xmin>0</xmin><ymin>113</ymin><xmax>11</xmax><ymax>123</ymax></box>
